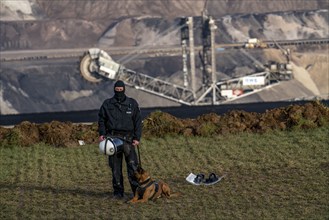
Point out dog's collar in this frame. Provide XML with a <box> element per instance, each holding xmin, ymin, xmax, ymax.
<box><xmin>139</xmin><ymin>177</ymin><xmax>151</xmax><ymax>186</ymax></box>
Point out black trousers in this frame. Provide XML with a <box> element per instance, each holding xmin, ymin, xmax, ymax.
<box><xmin>108</xmin><ymin>141</ymin><xmax>139</xmax><ymax>195</ymax></box>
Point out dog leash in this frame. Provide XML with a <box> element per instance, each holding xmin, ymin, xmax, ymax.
<box><xmin>137</xmin><ymin>144</ymin><xmax>142</xmax><ymax>169</ymax></box>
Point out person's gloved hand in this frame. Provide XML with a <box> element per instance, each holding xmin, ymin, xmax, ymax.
<box><xmin>132</xmin><ymin>140</ymin><xmax>139</xmax><ymax>146</ymax></box>
<box><xmin>99</xmin><ymin>135</ymin><xmax>105</xmax><ymax>142</ymax></box>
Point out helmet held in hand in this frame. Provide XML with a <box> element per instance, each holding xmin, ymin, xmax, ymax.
<box><xmin>99</xmin><ymin>137</ymin><xmax>124</xmax><ymax>155</ymax></box>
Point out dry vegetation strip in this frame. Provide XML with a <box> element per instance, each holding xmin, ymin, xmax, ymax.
<box><xmin>0</xmin><ymin>101</ymin><xmax>328</xmax><ymax>148</ymax></box>
<box><xmin>1</xmin><ymin>125</ymin><xmax>329</xmax><ymax>219</ymax></box>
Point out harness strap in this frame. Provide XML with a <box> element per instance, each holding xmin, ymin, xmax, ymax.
<box><xmin>137</xmin><ymin>180</ymin><xmax>159</xmax><ymax>199</ymax></box>
<box><xmin>138</xmin><ymin>179</ymin><xmax>153</xmax><ymax>191</ymax></box>
<box><xmin>149</xmin><ymin>182</ymin><xmax>159</xmax><ymax>200</ymax></box>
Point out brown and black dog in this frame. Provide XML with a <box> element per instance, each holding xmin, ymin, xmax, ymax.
<box><xmin>127</xmin><ymin>167</ymin><xmax>179</xmax><ymax>203</ymax></box>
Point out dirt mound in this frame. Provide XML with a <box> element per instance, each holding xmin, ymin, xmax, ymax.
<box><xmin>0</xmin><ymin>101</ymin><xmax>328</xmax><ymax>147</ymax></box>
<box><xmin>143</xmin><ymin>101</ymin><xmax>329</xmax><ymax>137</ymax></box>
<box><xmin>0</xmin><ymin>121</ymin><xmax>99</xmax><ymax>148</ymax></box>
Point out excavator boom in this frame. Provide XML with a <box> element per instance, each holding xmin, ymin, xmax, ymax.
<box><xmin>80</xmin><ymin>48</ymin><xmax>195</xmax><ymax>105</ymax></box>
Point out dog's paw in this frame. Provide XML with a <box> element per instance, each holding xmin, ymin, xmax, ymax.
<box><xmin>126</xmin><ymin>199</ymin><xmax>138</xmax><ymax>204</ymax></box>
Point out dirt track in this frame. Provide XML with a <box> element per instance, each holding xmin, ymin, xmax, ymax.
<box><xmin>0</xmin><ymin>101</ymin><xmax>328</xmax><ymax>148</ymax></box>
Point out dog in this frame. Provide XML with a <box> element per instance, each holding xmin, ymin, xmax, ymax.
<box><xmin>127</xmin><ymin>167</ymin><xmax>179</xmax><ymax>203</ymax></box>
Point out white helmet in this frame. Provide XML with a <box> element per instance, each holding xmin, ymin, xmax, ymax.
<box><xmin>99</xmin><ymin>137</ymin><xmax>124</xmax><ymax>155</ymax></box>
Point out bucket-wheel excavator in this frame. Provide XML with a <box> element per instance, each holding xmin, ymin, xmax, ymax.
<box><xmin>80</xmin><ymin>48</ymin><xmax>195</xmax><ymax>105</ymax></box>
<box><xmin>79</xmin><ymin>3</ymin><xmax>294</xmax><ymax>106</ymax></box>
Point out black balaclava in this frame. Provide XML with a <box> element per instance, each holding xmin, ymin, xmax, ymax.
<box><xmin>114</xmin><ymin>80</ymin><xmax>126</xmax><ymax>102</ymax></box>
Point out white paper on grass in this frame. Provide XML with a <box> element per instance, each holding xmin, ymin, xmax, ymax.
<box><xmin>185</xmin><ymin>173</ymin><xmax>201</xmax><ymax>185</ymax></box>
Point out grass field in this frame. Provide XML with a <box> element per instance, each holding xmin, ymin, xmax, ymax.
<box><xmin>1</xmin><ymin>126</ymin><xmax>329</xmax><ymax>219</ymax></box>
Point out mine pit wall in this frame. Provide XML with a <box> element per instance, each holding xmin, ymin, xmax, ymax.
<box><xmin>1</xmin><ymin>6</ymin><xmax>328</xmax><ymax>51</ymax></box>
<box><xmin>1</xmin><ymin>1</ymin><xmax>328</xmax><ymax>115</ymax></box>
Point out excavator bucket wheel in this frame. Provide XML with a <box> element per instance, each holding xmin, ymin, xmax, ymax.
<box><xmin>80</xmin><ymin>53</ymin><xmax>102</xmax><ymax>83</ymax></box>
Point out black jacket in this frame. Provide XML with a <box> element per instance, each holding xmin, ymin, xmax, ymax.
<box><xmin>98</xmin><ymin>96</ymin><xmax>142</xmax><ymax>141</ymax></box>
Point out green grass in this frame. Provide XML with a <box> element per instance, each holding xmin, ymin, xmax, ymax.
<box><xmin>1</xmin><ymin>126</ymin><xmax>329</xmax><ymax>219</ymax></box>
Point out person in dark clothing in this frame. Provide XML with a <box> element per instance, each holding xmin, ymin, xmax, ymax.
<box><xmin>98</xmin><ymin>80</ymin><xmax>142</xmax><ymax>199</ymax></box>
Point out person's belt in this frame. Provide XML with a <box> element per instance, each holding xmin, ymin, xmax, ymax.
<box><xmin>110</xmin><ymin>130</ymin><xmax>133</xmax><ymax>142</ymax></box>
<box><xmin>110</xmin><ymin>130</ymin><xmax>131</xmax><ymax>136</ymax></box>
